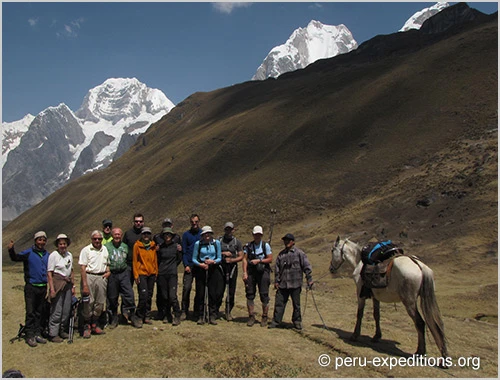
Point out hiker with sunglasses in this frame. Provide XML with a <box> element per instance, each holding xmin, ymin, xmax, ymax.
<box><xmin>78</xmin><ymin>230</ymin><xmax>110</xmax><ymax>338</ymax></box>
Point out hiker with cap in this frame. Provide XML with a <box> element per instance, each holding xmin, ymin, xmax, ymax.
<box><xmin>132</xmin><ymin>227</ymin><xmax>158</xmax><ymax>325</ymax></box>
<box><xmin>192</xmin><ymin>225</ymin><xmax>223</xmax><ymax>325</ymax></box>
<box><xmin>8</xmin><ymin>231</ymin><xmax>51</xmax><ymax>347</ymax></box>
<box><xmin>105</xmin><ymin>227</ymin><xmax>142</xmax><ymax>329</ymax></box>
<box><xmin>242</xmin><ymin>226</ymin><xmax>273</xmax><ymax>327</ymax></box>
<box><xmin>218</xmin><ymin>222</ymin><xmax>244</xmax><ymax>321</ymax></box>
<box><xmin>181</xmin><ymin>214</ymin><xmax>202</xmax><ymax>321</ymax></box>
<box><xmin>101</xmin><ymin>219</ymin><xmax>113</xmax><ymax>245</ymax></box>
<box><xmin>153</xmin><ymin>217</ymin><xmax>182</xmax><ymax>322</ymax></box>
<box><xmin>268</xmin><ymin>233</ymin><xmax>313</xmax><ymax>330</ymax></box>
<box><xmin>156</xmin><ymin>227</ymin><xmax>183</xmax><ymax>325</ymax></box>
<box><xmin>79</xmin><ymin>230</ymin><xmax>111</xmax><ymax>338</ymax></box>
<box><xmin>47</xmin><ymin>234</ymin><xmax>75</xmax><ymax>342</ymax></box>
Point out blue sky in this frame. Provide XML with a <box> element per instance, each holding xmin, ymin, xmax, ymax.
<box><xmin>2</xmin><ymin>1</ymin><xmax>498</xmax><ymax>123</ymax></box>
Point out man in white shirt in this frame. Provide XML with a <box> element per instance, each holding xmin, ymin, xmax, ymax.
<box><xmin>79</xmin><ymin>230</ymin><xmax>110</xmax><ymax>338</ymax></box>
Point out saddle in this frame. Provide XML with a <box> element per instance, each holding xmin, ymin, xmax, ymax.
<box><xmin>359</xmin><ymin>241</ymin><xmax>405</xmax><ymax>298</ymax></box>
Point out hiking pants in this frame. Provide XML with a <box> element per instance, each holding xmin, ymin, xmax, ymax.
<box><xmin>136</xmin><ymin>274</ymin><xmax>156</xmax><ymax>320</ymax></box>
<box><xmin>81</xmin><ymin>273</ymin><xmax>107</xmax><ymax>322</ymax></box>
<box><xmin>181</xmin><ymin>269</ymin><xmax>195</xmax><ymax>314</ymax></box>
<box><xmin>107</xmin><ymin>270</ymin><xmax>136</xmax><ymax>317</ymax></box>
<box><xmin>24</xmin><ymin>284</ymin><xmax>48</xmax><ymax>339</ymax></box>
<box><xmin>219</xmin><ymin>264</ymin><xmax>238</xmax><ymax>313</ymax></box>
<box><xmin>272</xmin><ymin>287</ymin><xmax>302</xmax><ymax>323</ymax></box>
<box><xmin>157</xmin><ymin>273</ymin><xmax>181</xmax><ymax>316</ymax></box>
<box><xmin>245</xmin><ymin>267</ymin><xmax>271</xmax><ymax>305</ymax></box>
<box><xmin>194</xmin><ymin>265</ymin><xmax>224</xmax><ymax>319</ymax></box>
<box><xmin>48</xmin><ymin>284</ymin><xmax>72</xmax><ymax>337</ymax></box>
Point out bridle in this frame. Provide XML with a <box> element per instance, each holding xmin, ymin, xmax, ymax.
<box><xmin>330</xmin><ymin>239</ymin><xmax>347</xmax><ymax>271</ymax></box>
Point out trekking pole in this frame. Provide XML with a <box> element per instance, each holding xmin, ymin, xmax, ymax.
<box><xmin>68</xmin><ymin>296</ymin><xmax>80</xmax><ymax>344</ymax></box>
<box><xmin>203</xmin><ymin>269</ymin><xmax>209</xmax><ymax>323</ymax></box>
<box><xmin>268</xmin><ymin>209</ymin><xmax>277</xmax><ymax>244</ymax></box>
<box><xmin>9</xmin><ymin>324</ymin><xmax>25</xmax><ymax>344</ymax></box>
<box><xmin>225</xmin><ymin>268</ymin><xmax>230</xmax><ymax>321</ymax></box>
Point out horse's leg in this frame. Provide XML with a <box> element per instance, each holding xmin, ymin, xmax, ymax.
<box><xmin>351</xmin><ymin>296</ymin><xmax>366</xmax><ymax>341</ymax></box>
<box><xmin>371</xmin><ymin>298</ymin><xmax>381</xmax><ymax>342</ymax></box>
<box><xmin>403</xmin><ymin>300</ymin><xmax>426</xmax><ymax>355</ymax></box>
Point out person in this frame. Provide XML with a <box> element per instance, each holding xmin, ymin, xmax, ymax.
<box><xmin>123</xmin><ymin>213</ymin><xmax>145</xmax><ymax>286</ymax></box>
<box><xmin>181</xmin><ymin>214</ymin><xmax>202</xmax><ymax>321</ymax></box>
<box><xmin>156</xmin><ymin>227</ymin><xmax>183</xmax><ymax>325</ymax></box>
<box><xmin>153</xmin><ymin>217</ymin><xmax>182</xmax><ymax>322</ymax></box>
<box><xmin>47</xmin><ymin>234</ymin><xmax>75</xmax><ymax>342</ymax></box>
<box><xmin>105</xmin><ymin>227</ymin><xmax>142</xmax><ymax>328</ymax></box>
<box><xmin>132</xmin><ymin>227</ymin><xmax>158</xmax><ymax>324</ymax></box>
<box><xmin>268</xmin><ymin>233</ymin><xmax>313</xmax><ymax>330</ymax></box>
<box><xmin>101</xmin><ymin>219</ymin><xmax>113</xmax><ymax>245</ymax></box>
<box><xmin>79</xmin><ymin>230</ymin><xmax>110</xmax><ymax>338</ymax></box>
<box><xmin>242</xmin><ymin>225</ymin><xmax>273</xmax><ymax>327</ymax></box>
<box><xmin>8</xmin><ymin>231</ymin><xmax>50</xmax><ymax>347</ymax></box>
<box><xmin>192</xmin><ymin>226</ymin><xmax>223</xmax><ymax>325</ymax></box>
<box><xmin>218</xmin><ymin>222</ymin><xmax>244</xmax><ymax>321</ymax></box>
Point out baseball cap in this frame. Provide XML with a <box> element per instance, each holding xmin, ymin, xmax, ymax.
<box><xmin>282</xmin><ymin>233</ymin><xmax>295</xmax><ymax>241</ymax></box>
<box><xmin>252</xmin><ymin>226</ymin><xmax>264</xmax><ymax>235</ymax></box>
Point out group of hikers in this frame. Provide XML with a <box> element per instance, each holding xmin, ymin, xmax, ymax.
<box><xmin>8</xmin><ymin>213</ymin><xmax>314</xmax><ymax>347</ymax></box>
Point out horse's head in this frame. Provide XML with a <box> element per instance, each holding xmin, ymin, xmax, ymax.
<box><xmin>329</xmin><ymin>236</ymin><xmax>345</xmax><ymax>273</ymax></box>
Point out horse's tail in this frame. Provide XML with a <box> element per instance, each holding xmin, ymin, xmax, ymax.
<box><xmin>418</xmin><ymin>262</ymin><xmax>448</xmax><ymax>357</ymax></box>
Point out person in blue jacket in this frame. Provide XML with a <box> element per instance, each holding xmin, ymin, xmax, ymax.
<box><xmin>180</xmin><ymin>214</ymin><xmax>202</xmax><ymax>321</ymax></box>
<box><xmin>192</xmin><ymin>225</ymin><xmax>223</xmax><ymax>325</ymax></box>
<box><xmin>8</xmin><ymin>231</ymin><xmax>50</xmax><ymax>347</ymax></box>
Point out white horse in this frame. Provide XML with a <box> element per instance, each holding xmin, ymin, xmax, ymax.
<box><xmin>329</xmin><ymin>236</ymin><xmax>448</xmax><ymax>360</ymax></box>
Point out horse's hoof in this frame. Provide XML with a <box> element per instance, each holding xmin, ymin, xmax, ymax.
<box><xmin>371</xmin><ymin>335</ymin><xmax>381</xmax><ymax>343</ymax></box>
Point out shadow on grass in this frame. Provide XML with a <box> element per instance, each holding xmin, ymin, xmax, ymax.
<box><xmin>311</xmin><ymin>323</ymin><xmax>412</xmax><ymax>358</ymax></box>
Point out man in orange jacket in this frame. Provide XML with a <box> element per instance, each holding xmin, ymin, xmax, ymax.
<box><xmin>132</xmin><ymin>227</ymin><xmax>158</xmax><ymax>325</ymax></box>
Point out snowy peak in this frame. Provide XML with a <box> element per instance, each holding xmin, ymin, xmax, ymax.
<box><xmin>2</xmin><ymin>113</ymin><xmax>35</xmax><ymax>165</ymax></box>
<box><xmin>400</xmin><ymin>2</ymin><xmax>450</xmax><ymax>31</ymax></box>
<box><xmin>252</xmin><ymin>20</ymin><xmax>358</xmax><ymax>81</ymax></box>
<box><xmin>75</xmin><ymin>77</ymin><xmax>175</xmax><ymax>124</ymax></box>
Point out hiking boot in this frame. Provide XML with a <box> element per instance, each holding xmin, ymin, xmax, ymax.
<box><xmin>172</xmin><ymin>315</ymin><xmax>181</xmax><ymax>326</ymax></box>
<box><xmin>59</xmin><ymin>331</ymin><xmax>70</xmax><ymax>339</ymax></box>
<box><xmin>268</xmin><ymin>321</ymin><xmax>279</xmax><ymax>329</ymax></box>
<box><xmin>109</xmin><ymin>315</ymin><xmax>119</xmax><ymax>329</ymax></box>
<box><xmin>162</xmin><ymin>316</ymin><xmax>170</xmax><ymax>324</ymax></box>
<box><xmin>35</xmin><ymin>335</ymin><xmax>47</xmax><ymax>344</ymax></box>
<box><xmin>197</xmin><ymin>317</ymin><xmax>205</xmax><ymax>325</ymax></box>
<box><xmin>83</xmin><ymin>324</ymin><xmax>91</xmax><ymax>339</ymax></box>
<box><xmin>130</xmin><ymin>315</ymin><xmax>143</xmax><ymax>328</ymax></box>
<box><xmin>143</xmin><ymin>318</ymin><xmax>153</xmax><ymax>325</ymax></box>
<box><xmin>91</xmin><ymin>324</ymin><xmax>105</xmax><ymax>335</ymax></box>
<box><xmin>209</xmin><ymin>316</ymin><xmax>218</xmax><ymax>325</ymax></box>
<box><xmin>261</xmin><ymin>315</ymin><xmax>268</xmax><ymax>327</ymax></box>
<box><xmin>50</xmin><ymin>336</ymin><xmax>64</xmax><ymax>343</ymax></box>
<box><xmin>180</xmin><ymin>311</ymin><xmax>187</xmax><ymax>321</ymax></box>
<box><xmin>226</xmin><ymin>312</ymin><xmax>233</xmax><ymax>321</ymax></box>
<box><xmin>293</xmin><ymin>321</ymin><xmax>303</xmax><ymax>330</ymax></box>
<box><xmin>247</xmin><ymin>314</ymin><xmax>256</xmax><ymax>327</ymax></box>
<box><xmin>26</xmin><ymin>337</ymin><xmax>38</xmax><ymax>347</ymax></box>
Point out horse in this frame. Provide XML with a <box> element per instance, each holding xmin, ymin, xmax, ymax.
<box><xmin>329</xmin><ymin>236</ymin><xmax>448</xmax><ymax>361</ymax></box>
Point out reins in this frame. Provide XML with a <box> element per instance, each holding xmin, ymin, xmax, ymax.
<box><xmin>330</xmin><ymin>239</ymin><xmax>347</xmax><ymax>271</ymax></box>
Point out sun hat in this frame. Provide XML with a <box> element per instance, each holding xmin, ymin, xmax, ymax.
<box><xmin>34</xmin><ymin>231</ymin><xmax>47</xmax><ymax>240</ymax></box>
<box><xmin>162</xmin><ymin>227</ymin><xmax>174</xmax><ymax>235</ymax></box>
<box><xmin>54</xmin><ymin>234</ymin><xmax>71</xmax><ymax>247</ymax></box>
<box><xmin>201</xmin><ymin>225</ymin><xmax>214</xmax><ymax>235</ymax></box>
<box><xmin>141</xmin><ymin>227</ymin><xmax>152</xmax><ymax>234</ymax></box>
<box><xmin>252</xmin><ymin>226</ymin><xmax>264</xmax><ymax>235</ymax></box>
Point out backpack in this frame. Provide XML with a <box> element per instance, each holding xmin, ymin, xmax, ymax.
<box><xmin>361</xmin><ymin>240</ymin><xmax>404</xmax><ymax>265</ymax></box>
<box><xmin>218</xmin><ymin>236</ymin><xmax>238</xmax><ymax>258</ymax></box>
<box><xmin>196</xmin><ymin>239</ymin><xmax>221</xmax><ymax>262</ymax></box>
<box><xmin>245</xmin><ymin>241</ymin><xmax>269</xmax><ymax>273</ymax></box>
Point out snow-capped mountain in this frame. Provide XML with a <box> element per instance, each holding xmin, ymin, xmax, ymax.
<box><xmin>252</xmin><ymin>20</ymin><xmax>358</xmax><ymax>81</ymax></box>
<box><xmin>2</xmin><ymin>78</ymin><xmax>175</xmax><ymax>220</ymax></box>
<box><xmin>2</xmin><ymin>113</ymin><xmax>35</xmax><ymax>166</ymax></box>
<box><xmin>399</xmin><ymin>2</ymin><xmax>450</xmax><ymax>31</ymax></box>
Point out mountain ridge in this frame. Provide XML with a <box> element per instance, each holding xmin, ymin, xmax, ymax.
<box><xmin>2</xmin><ymin>4</ymin><xmax>496</xmax><ymax>257</ymax></box>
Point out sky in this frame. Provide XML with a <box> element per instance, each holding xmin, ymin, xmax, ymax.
<box><xmin>2</xmin><ymin>1</ymin><xmax>498</xmax><ymax>123</ymax></box>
